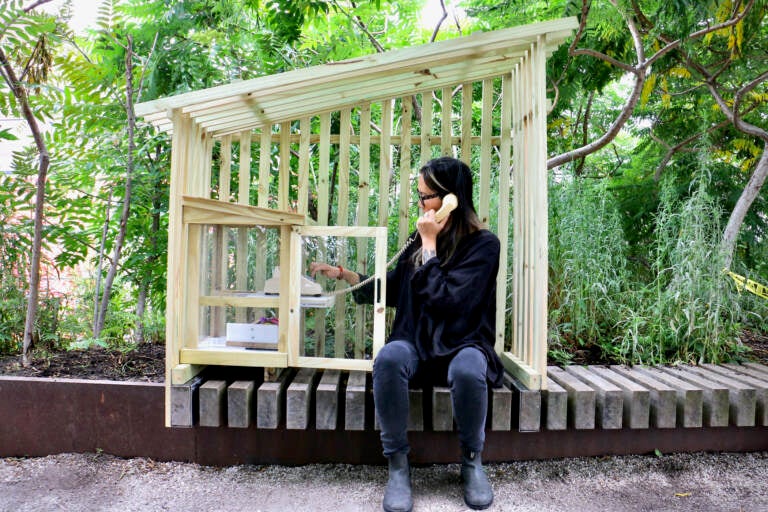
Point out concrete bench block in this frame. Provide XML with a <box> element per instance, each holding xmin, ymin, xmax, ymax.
<box><xmin>407</xmin><ymin>389</ymin><xmax>424</xmax><ymax>431</ymax></box>
<box><xmin>345</xmin><ymin>371</ymin><xmax>368</xmax><ymax>431</ymax></box>
<box><xmin>717</xmin><ymin>364</ymin><xmax>768</xmax><ymax>426</ymax></box>
<box><xmin>547</xmin><ymin>366</ymin><xmax>595</xmax><ymax>430</ymax></box>
<box><xmin>286</xmin><ymin>368</ymin><xmax>319</xmax><ymax>430</ymax></box>
<box><xmin>542</xmin><ymin>376</ymin><xmax>567</xmax><ymax>431</ymax></box>
<box><xmin>491</xmin><ymin>379</ymin><xmax>513</xmax><ymax>431</ymax></box>
<box><xmin>506</xmin><ymin>374</ymin><xmax>541</xmax><ymax>432</ymax></box>
<box><xmin>316</xmin><ymin>370</ymin><xmax>341</xmax><ymax>430</ymax></box>
<box><xmin>589</xmin><ymin>367</ymin><xmax>649</xmax><ymax>429</ymax></box>
<box><xmin>566</xmin><ymin>365</ymin><xmax>623</xmax><ymax>429</ymax></box>
<box><xmin>610</xmin><ymin>366</ymin><xmax>676</xmax><ymax>429</ymax></box>
<box><xmin>742</xmin><ymin>362</ymin><xmax>768</xmax><ymax>377</ymax></box>
<box><xmin>635</xmin><ymin>366</ymin><xmax>703</xmax><ymax>428</ymax></box>
<box><xmin>170</xmin><ymin>374</ymin><xmax>204</xmax><ymax>427</ymax></box>
<box><xmin>722</xmin><ymin>363</ymin><xmax>768</xmax><ymax>384</ymax></box>
<box><xmin>227</xmin><ymin>380</ymin><xmax>255</xmax><ymax>428</ymax></box>
<box><xmin>257</xmin><ymin>369</ymin><xmax>291</xmax><ymax>429</ymax></box>
<box><xmin>657</xmin><ymin>366</ymin><xmax>730</xmax><ymax>427</ymax></box>
<box><xmin>199</xmin><ymin>380</ymin><xmax>227</xmax><ymax>427</ymax></box>
<box><xmin>685</xmin><ymin>365</ymin><xmax>757</xmax><ymax>427</ymax></box>
<box><xmin>432</xmin><ymin>387</ymin><xmax>453</xmax><ymax>431</ymax></box>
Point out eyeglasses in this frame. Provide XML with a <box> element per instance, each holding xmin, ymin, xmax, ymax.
<box><xmin>416</xmin><ymin>191</ymin><xmax>440</xmax><ymax>205</ymax></box>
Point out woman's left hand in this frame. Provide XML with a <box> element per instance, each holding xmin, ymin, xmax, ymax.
<box><xmin>416</xmin><ymin>209</ymin><xmax>446</xmax><ymax>243</ymax></box>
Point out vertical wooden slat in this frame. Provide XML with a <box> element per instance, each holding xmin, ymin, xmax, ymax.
<box><xmin>495</xmin><ymin>72</ymin><xmax>513</xmax><ymax>356</ymax></box>
<box><xmin>420</xmin><ymin>92</ymin><xmax>433</xmax><ymax>167</ymax></box>
<box><xmin>316</xmin><ymin>113</ymin><xmax>331</xmax><ymax>357</ymax></box>
<box><xmin>479</xmin><ymin>78</ymin><xmax>493</xmax><ymax>226</ymax></box>
<box><xmin>286</xmin><ymin>227</ymin><xmax>303</xmax><ymax>366</ymax></box>
<box><xmin>532</xmin><ymin>37</ymin><xmax>549</xmax><ymax>386</ymax></box>
<box><xmin>378</xmin><ymin>100</ymin><xmax>393</xmax><ymax>228</ymax></box>
<box><xmin>441</xmin><ymin>86</ymin><xmax>452</xmax><ymax>157</ymax></box>
<box><xmin>258</xmin><ymin>129</ymin><xmax>272</xmax><ymax>208</ymax></box>
<box><xmin>512</xmin><ymin>63</ymin><xmax>524</xmax><ymax>361</ymax></box>
<box><xmin>461</xmin><ymin>83</ymin><xmax>473</xmax><ymax>164</ymax></box>
<box><xmin>520</xmin><ymin>48</ymin><xmax>533</xmax><ymax>366</ymax></box>
<box><xmin>199</xmin><ymin>133</ymin><xmax>213</xmax><ymax>337</ymax></box>
<box><xmin>213</xmin><ymin>135</ymin><xmax>232</xmax><ymax>337</ymax></box>
<box><xmin>165</xmin><ymin>109</ymin><xmax>191</xmax><ymax>426</ymax></box>
<box><xmin>298</xmin><ymin>118</ymin><xmax>311</xmax><ymax>216</ymax></box>
<box><xmin>335</xmin><ymin>109</ymin><xmax>352</xmax><ymax>358</ymax></box>
<box><xmin>236</xmin><ymin>130</ymin><xmax>251</xmax><ymax>322</ymax></box>
<box><xmin>255</xmin><ymin>129</ymin><xmax>272</xmax><ymax>311</ymax></box>
<box><xmin>356</xmin><ymin>104</ymin><xmax>371</xmax><ymax>359</ymax></box>
<box><xmin>183</xmin><ymin>123</ymin><xmax>206</xmax><ymax>350</ymax></box>
<box><xmin>279</xmin><ymin>121</ymin><xmax>291</xmax><ymax>211</ymax></box>
<box><xmin>398</xmin><ymin>96</ymin><xmax>413</xmax><ymax>246</ymax></box>
<box><xmin>299</xmin><ymin>117</ymin><xmax>312</xmax><ymax>358</ymax></box>
<box><xmin>524</xmin><ymin>50</ymin><xmax>535</xmax><ymax>365</ymax></box>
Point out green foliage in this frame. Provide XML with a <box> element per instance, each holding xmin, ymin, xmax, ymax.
<box><xmin>614</xmin><ymin>176</ymin><xmax>746</xmax><ymax>364</ymax></box>
<box><xmin>548</xmin><ymin>177</ymin><xmax>631</xmax><ymax>363</ymax></box>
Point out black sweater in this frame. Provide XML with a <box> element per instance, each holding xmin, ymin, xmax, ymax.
<box><xmin>353</xmin><ymin>229</ymin><xmax>503</xmax><ymax>387</ymax></box>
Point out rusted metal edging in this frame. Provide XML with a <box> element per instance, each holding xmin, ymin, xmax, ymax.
<box><xmin>2</xmin><ymin>376</ymin><xmax>767</xmax><ymax>466</ymax></box>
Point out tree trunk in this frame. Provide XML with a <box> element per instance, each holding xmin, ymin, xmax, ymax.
<box><xmin>1</xmin><ymin>47</ymin><xmax>50</xmax><ymax>367</ymax></box>
<box><xmin>94</xmin><ymin>36</ymin><xmax>136</xmax><ymax>339</ymax></box>
<box><xmin>93</xmin><ymin>190</ymin><xmax>112</xmax><ymax>334</ymax></box>
<box><xmin>135</xmin><ymin>279</ymin><xmax>147</xmax><ymax>344</ymax></box>
<box><xmin>723</xmin><ymin>146</ymin><xmax>768</xmax><ymax>269</ymax></box>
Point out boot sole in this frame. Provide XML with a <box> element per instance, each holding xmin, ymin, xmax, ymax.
<box><xmin>464</xmin><ymin>497</ymin><xmax>493</xmax><ymax>510</ymax></box>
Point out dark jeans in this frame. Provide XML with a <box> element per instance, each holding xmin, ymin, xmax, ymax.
<box><xmin>372</xmin><ymin>339</ymin><xmax>488</xmax><ymax>457</ymax></box>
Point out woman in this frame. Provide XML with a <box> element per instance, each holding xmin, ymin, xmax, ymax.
<box><xmin>310</xmin><ymin>156</ymin><xmax>502</xmax><ymax>512</ymax></box>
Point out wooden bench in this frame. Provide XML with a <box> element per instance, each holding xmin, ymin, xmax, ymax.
<box><xmin>171</xmin><ymin>363</ymin><xmax>768</xmax><ymax>432</ymax></box>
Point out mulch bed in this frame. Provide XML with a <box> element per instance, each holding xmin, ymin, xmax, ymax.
<box><xmin>0</xmin><ymin>343</ymin><xmax>165</xmax><ymax>382</ymax></box>
<box><xmin>1</xmin><ymin>331</ymin><xmax>767</xmax><ymax>384</ymax></box>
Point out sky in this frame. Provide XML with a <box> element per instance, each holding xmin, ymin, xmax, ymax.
<box><xmin>1</xmin><ymin>0</ymin><xmax>464</xmax><ymax>171</ymax></box>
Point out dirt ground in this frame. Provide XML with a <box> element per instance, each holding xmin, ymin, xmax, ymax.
<box><xmin>1</xmin><ymin>329</ymin><xmax>767</xmax><ymax>383</ymax></box>
<box><xmin>1</xmin><ymin>451</ymin><xmax>767</xmax><ymax>511</ymax></box>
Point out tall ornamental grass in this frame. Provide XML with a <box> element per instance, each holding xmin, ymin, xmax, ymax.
<box><xmin>548</xmin><ymin>178</ymin><xmax>630</xmax><ymax>364</ymax></box>
<box><xmin>616</xmin><ymin>178</ymin><xmax>745</xmax><ymax>364</ymax></box>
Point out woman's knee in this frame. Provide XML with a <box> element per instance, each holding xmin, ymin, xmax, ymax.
<box><xmin>447</xmin><ymin>347</ymin><xmax>487</xmax><ymax>386</ymax></box>
<box><xmin>373</xmin><ymin>340</ymin><xmax>417</xmax><ymax>375</ymax></box>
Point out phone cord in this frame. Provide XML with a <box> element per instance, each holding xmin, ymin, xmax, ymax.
<box><xmin>324</xmin><ymin>235</ymin><xmax>416</xmax><ymax>297</ymax></box>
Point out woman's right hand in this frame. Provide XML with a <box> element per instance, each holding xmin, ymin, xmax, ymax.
<box><xmin>309</xmin><ymin>262</ymin><xmax>343</xmax><ymax>280</ymax></box>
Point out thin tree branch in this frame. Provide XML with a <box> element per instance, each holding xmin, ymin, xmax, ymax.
<box><xmin>429</xmin><ymin>0</ymin><xmax>448</xmax><ymax>43</ymax></box>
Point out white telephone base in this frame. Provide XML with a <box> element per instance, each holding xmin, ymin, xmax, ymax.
<box><xmin>263</xmin><ymin>267</ymin><xmax>323</xmax><ymax>296</ymax></box>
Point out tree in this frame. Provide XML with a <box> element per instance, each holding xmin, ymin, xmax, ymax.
<box><xmin>0</xmin><ymin>0</ymin><xmax>57</xmax><ymax>365</ymax></box>
<box><xmin>465</xmin><ymin>0</ymin><xmax>767</xmax><ymax>269</ymax></box>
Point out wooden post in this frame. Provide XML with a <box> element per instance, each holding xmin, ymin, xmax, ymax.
<box><xmin>398</xmin><ymin>96</ymin><xmax>413</xmax><ymax>246</ymax></box>
<box><xmin>441</xmin><ymin>86</ymin><xmax>452</xmax><ymax>157</ymax></box>
<box><xmin>334</xmin><ymin>108</ymin><xmax>352</xmax><ymax>359</ymax></box>
<box><xmin>355</xmin><ymin>104</ymin><xmax>371</xmax><ymax>359</ymax></box>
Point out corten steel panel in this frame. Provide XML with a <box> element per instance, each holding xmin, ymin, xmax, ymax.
<box><xmin>0</xmin><ymin>377</ymin><xmax>195</xmax><ymax>461</ymax></box>
<box><xmin>3</xmin><ymin>377</ymin><xmax>768</xmax><ymax>466</ymax></box>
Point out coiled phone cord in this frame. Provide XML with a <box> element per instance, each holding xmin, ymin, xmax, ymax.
<box><xmin>324</xmin><ymin>234</ymin><xmax>417</xmax><ymax>297</ymax></box>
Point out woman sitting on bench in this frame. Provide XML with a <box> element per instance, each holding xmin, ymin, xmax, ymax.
<box><xmin>310</xmin><ymin>156</ymin><xmax>502</xmax><ymax>512</ymax></box>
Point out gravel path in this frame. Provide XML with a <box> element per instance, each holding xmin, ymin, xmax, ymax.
<box><xmin>2</xmin><ymin>451</ymin><xmax>767</xmax><ymax>511</ymax></box>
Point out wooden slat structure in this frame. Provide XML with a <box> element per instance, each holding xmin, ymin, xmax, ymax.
<box><xmin>170</xmin><ymin>363</ymin><xmax>768</xmax><ymax>432</ymax></box>
<box><xmin>136</xmin><ymin>18</ymin><xmax>579</xmax><ymax>426</ymax></box>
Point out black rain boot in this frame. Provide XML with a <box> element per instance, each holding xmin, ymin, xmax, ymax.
<box><xmin>383</xmin><ymin>452</ymin><xmax>413</xmax><ymax>512</ymax></box>
<box><xmin>461</xmin><ymin>449</ymin><xmax>493</xmax><ymax>510</ymax></box>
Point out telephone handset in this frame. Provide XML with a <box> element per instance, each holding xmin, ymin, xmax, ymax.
<box><xmin>433</xmin><ymin>193</ymin><xmax>458</xmax><ymax>222</ymax></box>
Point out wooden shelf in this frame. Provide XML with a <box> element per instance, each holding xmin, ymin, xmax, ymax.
<box><xmin>180</xmin><ymin>347</ymin><xmax>288</xmax><ymax>367</ymax></box>
<box><xmin>199</xmin><ymin>292</ymin><xmax>335</xmax><ymax>309</ymax></box>
<box><xmin>182</xmin><ymin>196</ymin><xmax>305</xmax><ymax>226</ymax></box>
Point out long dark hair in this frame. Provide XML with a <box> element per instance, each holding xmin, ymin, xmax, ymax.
<box><xmin>414</xmin><ymin>156</ymin><xmax>484</xmax><ymax>265</ymax></box>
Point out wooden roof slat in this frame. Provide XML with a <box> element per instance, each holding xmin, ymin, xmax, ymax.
<box><xmin>136</xmin><ymin>18</ymin><xmax>578</xmax><ymax>135</ymax></box>
<box><xmin>195</xmin><ymin>53</ymin><xmax>518</xmax><ymax>130</ymax></box>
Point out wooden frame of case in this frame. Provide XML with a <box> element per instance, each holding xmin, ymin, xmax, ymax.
<box><xmin>136</xmin><ymin>19</ymin><xmax>579</xmax><ymax>426</ymax></box>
